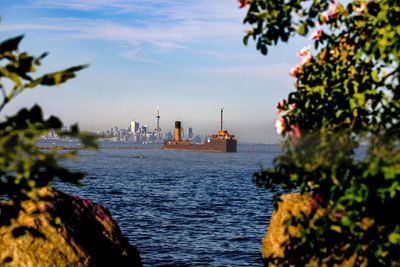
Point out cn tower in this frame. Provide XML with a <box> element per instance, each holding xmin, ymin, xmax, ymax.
<box><xmin>156</xmin><ymin>107</ymin><xmax>160</xmax><ymax>141</ymax></box>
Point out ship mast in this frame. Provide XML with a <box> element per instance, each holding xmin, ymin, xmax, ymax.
<box><xmin>220</xmin><ymin>107</ymin><xmax>224</xmax><ymax>131</ymax></box>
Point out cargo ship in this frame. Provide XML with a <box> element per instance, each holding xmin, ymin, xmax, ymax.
<box><xmin>162</xmin><ymin>108</ymin><xmax>237</xmax><ymax>153</ymax></box>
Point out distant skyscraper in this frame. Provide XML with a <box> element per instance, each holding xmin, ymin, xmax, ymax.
<box><xmin>142</xmin><ymin>125</ymin><xmax>148</xmax><ymax>134</ymax></box>
<box><xmin>165</xmin><ymin>131</ymin><xmax>173</xmax><ymax>141</ymax></box>
<box><xmin>186</xmin><ymin>127</ymin><xmax>193</xmax><ymax>139</ymax></box>
<box><xmin>130</xmin><ymin>121</ymin><xmax>139</xmax><ymax>134</ymax></box>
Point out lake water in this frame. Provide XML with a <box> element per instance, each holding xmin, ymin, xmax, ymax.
<box><xmin>55</xmin><ymin>143</ymin><xmax>280</xmax><ymax>266</ymax></box>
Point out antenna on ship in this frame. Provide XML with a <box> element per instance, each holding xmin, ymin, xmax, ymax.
<box><xmin>220</xmin><ymin>107</ymin><xmax>224</xmax><ymax>131</ymax></box>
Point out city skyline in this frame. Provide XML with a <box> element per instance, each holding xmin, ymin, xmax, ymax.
<box><xmin>0</xmin><ymin>0</ymin><xmax>311</xmax><ymax>143</ymax></box>
<box><xmin>95</xmin><ymin>107</ymin><xmax>255</xmax><ymax>143</ymax></box>
<box><xmin>96</xmin><ymin>107</ymin><xmax>210</xmax><ymax>143</ymax></box>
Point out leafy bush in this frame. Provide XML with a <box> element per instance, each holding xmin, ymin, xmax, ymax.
<box><xmin>241</xmin><ymin>0</ymin><xmax>400</xmax><ymax>265</ymax></box>
<box><xmin>0</xmin><ymin>34</ymin><xmax>97</xmax><ymax>225</ymax></box>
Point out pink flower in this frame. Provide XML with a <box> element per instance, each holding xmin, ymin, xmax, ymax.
<box><xmin>275</xmin><ymin>117</ymin><xmax>285</xmax><ymax>135</ymax></box>
<box><xmin>289</xmin><ymin>66</ymin><xmax>300</xmax><ymax>77</ymax></box>
<box><xmin>333</xmin><ymin>212</ymin><xmax>343</xmax><ymax>220</ymax></box>
<box><xmin>315</xmin><ymin>194</ymin><xmax>323</xmax><ymax>203</ymax></box>
<box><xmin>311</xmin><ymin>200</ymin><xmax>318</xmax><ymax>211</ymax></box>
<box><xmin>321</xmin><ymin>12</ymin><xmax>329</xmax><ymax>23</ymax></box>
<box><xmin>300</xmin><ymin>52</ymin><xmax>312</xmax><ymax>65</ymax></box>
<box><xmin>297</xmin><ymin>45</ymin><xmax>310</xmax><ymax>57</ymax></box>
<box><xmin>276</xmin><ymin>99</ymin><xmax>287</xmax><ymax>113</ymax></box>
<box><xmin>355</xmin><ymin>2</ymin><xmax>367</xmax><ymax>14</ymax></box>
<box><xmin>310</xmin><ymin>23</ymin><xmax>322</xmax><ymax>40</ymax></box>
<box><xmin>296</xmin><ymin>45</ymin><xmax>312</xmax><ymax>66</ymax></box>
<box><xmin>238</xmin><ymin>0</ymin><xmax>246</xmax><ymax>8</ymax></box>
<box><xmin>289</xmin><ymin>125</ymin><xmax>301</xmax><ymax>142</ymax></box>
<box><xmin>298</xmin><ymin>45</ymin><xmax>312</xmax><ymax>65</ymax></box>
<box><xmin>329</xmin><ymin>3</ymin><xmax>338</xmax><ymax>17</ymax></box>
<box><xmin>310</xmin><ymin>28</ymin><xmax>322</xmax><ymax>40</ymax></box>
<box><xmin>38</xmin><ymin>203</ymin><xmax>49</xmax><ymax>212</ymax></box>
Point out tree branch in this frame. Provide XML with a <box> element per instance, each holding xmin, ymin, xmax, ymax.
<box><xmin>376</xmin><ymin>66</ymin><xmax>400</xmax><ymax>87</ymax></box>
<box><xmin>0</xmin><ymin>85</ymin><xmax>9</xmax><ymax>113</ymax></box>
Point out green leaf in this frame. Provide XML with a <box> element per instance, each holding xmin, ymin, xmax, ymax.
<box><xmin>0</xmin><ymin>35</ymin><xmax>24</xmax><ymax>54</ymax></box>
<box><xmin>341</xmin><ymin>216</ymin><xmax>352</xmax><ymax>226</ymax></box>
<box><xmin>388</xmin><ymin>232</ymin><xmax>400</xmax><ymax>244</ymax></box>
<box><xmin>335</xmin><ymin>110</ymin><xmax>344</xmax><ymax>118</ymax></box>
<box><xmin>79</xmin><ymin>132</ymin><xmax>98</xmax><ymax>149</ymax></box>
<box><xmin>46</xmin><ymin>116</ymin><xmax>63</xmax><ymax>129</ymax></box>
<box><xmin>243</xmin><ymin>35</ymin><xmax>250</xmax><ymax>46</ymax></box>
<box><xmin>297</xmin><ymin>24</ymin><xmax>307</xmax><ymax>36</ymax></box>
<box><xmin>371</xmin><ymin>71</ymin><xmax>380</xmax><ymax>82</ymax></box>
<box><xmin>27</xmin><ymin>64</ymin><xmax>88</xmax><ymax>87</ymax></box>
<box><xmin>330</xmin><ymin>225</ymin><xmax>342</xmax><ymax>233</ymax></box>
<box><xmin>260</xmin><ymin>45</ymin><xmax>268</xmax><ymax>55</ymax></box>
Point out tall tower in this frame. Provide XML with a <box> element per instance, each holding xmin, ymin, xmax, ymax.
<box><xmin>156</xmin><ymin>107</ymin><xmax>160</xmax><ymax>141</ymax></box>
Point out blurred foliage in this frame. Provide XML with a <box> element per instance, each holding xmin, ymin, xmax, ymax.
<box><xmin>242</xmin><ymin>0</ymin><xmax>400</xmax><ymax>265</ymax></box>
<box><xmin>0</xmin><ymin>33</ymin><xmax>97</xmax><ymax>225</ymax></box>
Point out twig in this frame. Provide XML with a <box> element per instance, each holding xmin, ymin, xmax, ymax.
<box><xmin>0</xmin><ymin>87</ymin><xmax>20</xmax><ymax>113</ymax></box>
<box><xmin>376</xmin><ymin>66</ymin><xmax>400</xmax><ymax>87</ymax></box>
<box><xmin>0</xmin><ymin>85</ymin><xmax>9</xmax><ymax>113</ymax></box>
<box><xmin>0</xmin><ymin>84</ymin><xmax>6</xmax><ymax>99</ymax></box>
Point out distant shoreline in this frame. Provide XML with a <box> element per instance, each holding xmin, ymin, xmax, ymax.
<box><xmin>36</xmin><ymin>145</ymin><xmax>157</xmax><ymax>150</ymax></box>
<box><xmin>36</xmin><ymin>142</ymin><xmax>280</xmax><ymax>151</ymax></box>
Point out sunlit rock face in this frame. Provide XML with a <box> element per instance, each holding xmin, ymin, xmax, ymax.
<box><xmin>262</xmin><ymin>193</ymin><xmax>362</xmax><ymax>267</ymax></box>
<box><xmin>0</xmin><ymin>188</ymin><xmax>142</xmax><ymax>267</ymax></box>
<box><xmin>262</xmin><ymin>193</ymin><xmax>314</xmax><ymax>263</ymax></box>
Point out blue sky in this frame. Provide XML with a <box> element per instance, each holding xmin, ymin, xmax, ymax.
<box><xmin>0</xmin><ymin>0</ymin><xmax>309</xmax><ymax>143</ymax></box>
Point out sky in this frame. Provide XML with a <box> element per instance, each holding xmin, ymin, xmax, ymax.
<box><xmin>0</xmin><ymin>0</ymin><xmax>310</xmax><ymax>143</ymax></box>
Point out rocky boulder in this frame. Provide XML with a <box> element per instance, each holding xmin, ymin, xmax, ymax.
<box><xmin>0</xmin><ymin>188</ymin><xmax>142</xmax><ymax>267</ymax></box>
<box><xmin>262</xmin><ymin>193</ymin><xmax>362</xmax><ymax>267</ymax></box>
<box><xmin>262</xmin><ymin>193</ymin><xmax>314</xmax><ymax>263</ymax></box>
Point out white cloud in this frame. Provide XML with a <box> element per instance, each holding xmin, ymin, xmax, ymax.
<box><xmin>3</xmin><ymin>0</ymin><xmax>249</xmax><ymax>57</ymax></box>
<box><xmin>197</xmin><ymin>50</ymin><xmax>261</xmax><ymax>61</ymax></box>
<box><xmin>2</xmin><ymin>16</ymin><xmax>244</xmax><ymax>53</ymax></box>
<box><xmin>195</xmin><ymin>63</ymin><xmax>295</xmax><ymax>83</ymax></box>
<box><xmin>119</xmin><ymin>49</ymin><xmax>171</xmax><ymax>66</ymax></box>
<box><xmin>1</xmin><ymin>23</ymin><xmax>75</xmax><ymax>32</ymax></box>
<box><xmin>30</xmin><ymin>0</ymin><xmax>244</xmax><ymax>21</ymax></box>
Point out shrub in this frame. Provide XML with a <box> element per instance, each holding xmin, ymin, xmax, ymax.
<box><xmin>0</xmin><ymin>33</ymin><xmax>97</xmax><ymax>225</ymax></box>
<box><xmin>241</xmin><ymin>0</ymin><xmax>400</xmax><ymax>265</ymax></box>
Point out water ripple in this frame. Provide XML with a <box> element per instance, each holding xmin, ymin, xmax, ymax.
<box><xmin>56</xmin><ymin>144</ymin><xmax>279</xmax><ymax>266</ymax></box>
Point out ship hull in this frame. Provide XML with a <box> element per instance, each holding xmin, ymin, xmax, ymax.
<box><xmin>162</xmin><ymin>139</ymin><xmax>237</xmax><ymax>153</ymax></box>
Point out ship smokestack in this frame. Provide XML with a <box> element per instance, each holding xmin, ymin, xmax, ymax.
<box><xmin>175</xmin><ymin>121</ymin><xmax>181</xmax><ymax>141</ymax></box>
